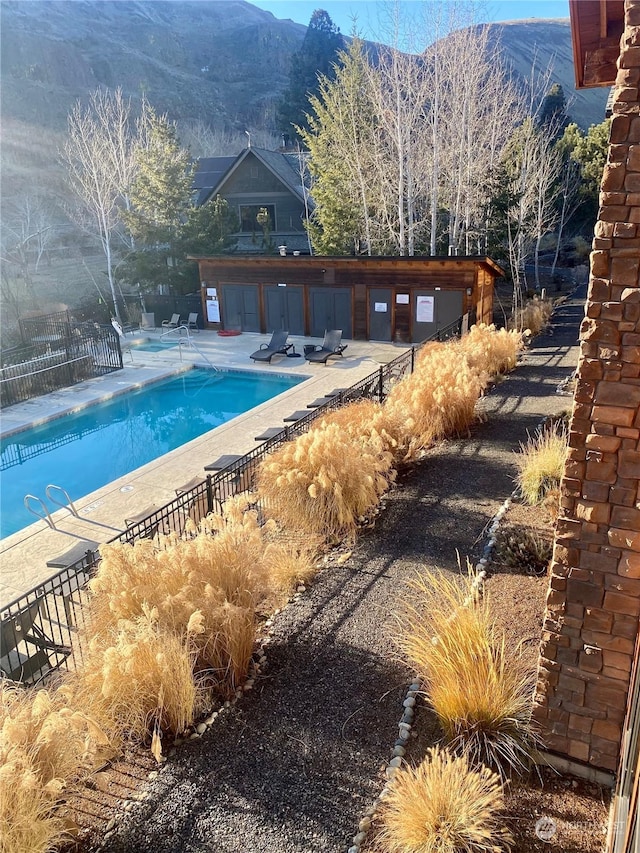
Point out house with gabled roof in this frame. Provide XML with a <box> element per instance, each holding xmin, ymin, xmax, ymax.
<box><xmin>192</xmin><ymin>147</ymin><xmax>311</xmax><ymax>254</ymax></box>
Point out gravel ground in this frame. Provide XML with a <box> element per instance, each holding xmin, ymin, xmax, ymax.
<box><xmin>81</xmin><ymin>289</ymin><xmax>586</xmax><ymax>853</ymax></box>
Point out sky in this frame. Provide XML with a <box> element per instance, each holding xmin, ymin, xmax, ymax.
<box><xmin>250</xmin><ymin>1</ymin><xmax>570</xmax><ymax>42</ymax></box>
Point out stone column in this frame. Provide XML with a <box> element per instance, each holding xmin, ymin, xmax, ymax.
<box><xmin>534</xmin><ymin>0</ymin><xmax>640</xmax><ymax>772</ymax></box>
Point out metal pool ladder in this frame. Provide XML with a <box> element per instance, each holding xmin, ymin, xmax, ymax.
<box><xmin>24</xmin><ymin>484</ymin><xmax>79</xmax><ymax>529</ymax></box>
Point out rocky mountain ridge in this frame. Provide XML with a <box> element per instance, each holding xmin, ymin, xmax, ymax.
<box><xmin>0</xmin><ymin>2</ymin><xmax>609</xmax><ymax>201</ymax></box>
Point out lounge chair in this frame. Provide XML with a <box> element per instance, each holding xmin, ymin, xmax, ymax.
<box><xmin>185</xmin><ymin>312</ymin><xmax>199</xmax><ymax>332</ymax></box>
<box><xmin>249</xmin><ymin>330</ymin><xmax>292</xmax><ymax>363</ymax></box>
<box><xmin>304</xmin><ymin>330</ymin><xmax>348</xmax><ymax>364</ymax></box>
<box><xmin>162</xmin><ymin>313</ymin><xmax>181</xmax><ymax>330</ymax></box>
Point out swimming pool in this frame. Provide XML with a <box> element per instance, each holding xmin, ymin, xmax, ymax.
<box><xmin>0</xmin><ymin>368</ymin><xmax>303</xmax><ymax>539</ymax></box>
<box><xmin>131</xmin><ymin>339</ymin><xmax>179</xmax><ymax>352</ymax></box>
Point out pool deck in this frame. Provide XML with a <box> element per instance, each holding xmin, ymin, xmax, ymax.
<box><xmin>0</xmin><ymin>330</ymin><xmax>409</xmax><ymax>607</ymax></box>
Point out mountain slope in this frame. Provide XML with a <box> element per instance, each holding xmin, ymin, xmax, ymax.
<box><xmin>0</xmin><ymin>3</ymin><xmax>609</xmax><ymax>204</ymax></box>
<box><xmin>486</xmin><ymin>19</ymin><xmax>609</xmax><ymax>131</ymax></box>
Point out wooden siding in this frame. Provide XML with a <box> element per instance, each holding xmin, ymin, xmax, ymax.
<box><xmin>195</xmin><ymin>256</ymin><xmax>503</xmax><ymax>343</ymax></box>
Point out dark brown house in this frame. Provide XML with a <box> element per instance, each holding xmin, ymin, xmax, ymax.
<box><xmin>193</xmin><ymin>148</ymin><xmax>310</xmax><ymax>254</ymax></box>
<box><xmin>193</xmin><ymin>255</ymin><xmax>503</xmax><ymax>343</ymax></box>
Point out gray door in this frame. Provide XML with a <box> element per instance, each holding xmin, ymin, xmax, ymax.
<box><xmin>309</xmin><ymin>288</ymin><xmax>352</xmax><ymax>338</ymax></box>
<box><xmin>221</xmin><ymin>285</ymin><xmax>259</xmax><ymax>332</ymax></box>
<box><xmin>368</xmin><ymin>288</ymin><xmax>392</xmax><ymax>341</ymax></box>
<box><xmin>264</xmin><ymin>286</ymin><xmax>304</xmax><ymax>335</ymax></box>
<box><xmin>413</xmin><ymin>290</ymin><xmax>463</xmax><ymax>343</ymax></box>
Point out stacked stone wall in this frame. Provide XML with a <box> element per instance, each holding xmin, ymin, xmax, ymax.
<box><xmin>535</xmin><ymin>0</ymin><xmax>640</xmax><ymax>772</ymax></box>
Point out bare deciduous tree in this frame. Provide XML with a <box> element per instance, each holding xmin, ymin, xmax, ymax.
<box><xmin>60</xmin><ymin>88</ymin><xmax>144</xmax><ymax>322</ymax></box>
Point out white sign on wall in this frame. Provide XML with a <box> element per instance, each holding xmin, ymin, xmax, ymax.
<box><xmin>206</xmin><ymin>298</ymin><xmax>220</xmax><ymax>323</ymax></box>
<box><xmin>396</xmin><ymin>294</ymin><xmax>409</xmax><ymax>304</ymax></box>
<box><xmin>416</xmin><ymin>295</ymin><xmax>434</xmax><ymax>323</ymax></box>
<box><xmin>374</xmin><ymin>302</ymin><xmax>388</xmax><ymax>312</ymax></box>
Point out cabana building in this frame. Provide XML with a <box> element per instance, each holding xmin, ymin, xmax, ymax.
<box><xmin>193</xmin><ymin>255</ymin><xmax>503</xmax><ymax>343</ymax></box>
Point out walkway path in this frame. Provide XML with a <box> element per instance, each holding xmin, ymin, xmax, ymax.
<box><xmin>89</xmin><ymin>291</ymin><xmax>585</xmax><ymax>853</ymax></box>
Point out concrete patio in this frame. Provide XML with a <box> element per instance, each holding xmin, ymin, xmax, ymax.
<box><xmin>0</xmin><ymin>330</ymin><xmax>410</xmax><ymax>606</ymax></box>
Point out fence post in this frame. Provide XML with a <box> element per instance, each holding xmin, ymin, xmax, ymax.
<box><xmin>378</xmin><ymin>366</ymin><xmax>384</xmax><ymax>403</ymax></box>
<box><xmin>206</xmin><ymin>474</ymin><xmax>214</xmax><ymax>514</ymax></box>
<box><xmin>411</xmin><ymin>346</ymin><xmax>415</xmax><ymax>373</ymax></box>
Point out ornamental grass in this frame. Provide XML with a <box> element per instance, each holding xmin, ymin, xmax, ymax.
<box><xmin>376</xmin><ymin>746</ymin><xmax>511</xmax><ymax>853</ymax></box>
<box><xmin>395</xmin><ymin>570</ymin><xmax>538</xmax><ymax>778</ymax></box>
<box><xmin>0</xmin><ymin>682</ymin><xmax>111</xmax><ymax>853</ymax></box>
<box><xmin>86</xmin><ymin>498</ymin><xmax>304</xmax><ymax>698</ymax></box>
<box><xmin>456</xmin><ymin>323</ymin><xmax>523</xmax><ymax>376</ymax></box>
<box><xmin>318</xmin><ymin>398</ymin><xmax>403</xmax><ymax>456</ymax></box>
<box><xmin>256</xmin><ymin>420</ymin><xmax>394</xmax><ymax>542</ymax></box>
<box><xmin>385</xmin><ymin>345</ymin><xmax>486</xmax><ymax>460</ymax></box>
<box><xmin>74</xmin><ymin>609</ymin><xmax>201</xmax><ymax>744</ymax></box>
<box><xmin>515</xmin><ymin>425</ymin><xmax>568</xmax><ymax>507</ymax></box>
<box><xmin>512</xmin><ymin>297</ymin><xmax>553</xmax><ymax>336</ymax></box>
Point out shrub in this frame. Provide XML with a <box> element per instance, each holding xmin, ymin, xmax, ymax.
<box><xmin>495</xmin><ymin>526</ymin><xmax>553</xmax><ymax>576</ymax></box>
<box><xmin>377</xmin><ymin>746</ymin><xmax>511</xmax><ymax>853</ymax></box>
<box><xmin>395</xmin><ymin>570</ymin><xmax>538</xmax><ymax>778</ymax></box>
<box><xmin>256</xmin><ymin>421</ymin><xmax>394</xmax><ymax>542</ymax></box>
<box><xmin>515</xmin><ymin>426</ymin><xmax>568</xmax><ymax>506</ymax></box>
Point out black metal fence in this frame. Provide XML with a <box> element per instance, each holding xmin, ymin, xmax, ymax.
<box><xmin>1</xmin><ymin>316</ymin><xmax>463</xmax><ymax>685</ymax></box>
<box><xmin>1</xmin><ymin>312</ymin><xmax>122</xmax><ymax>408</ymax></box>
<box><xmin>1</xmin><ymin>551</ymin><xmax>97</xmax><ymax>685</ymax></box>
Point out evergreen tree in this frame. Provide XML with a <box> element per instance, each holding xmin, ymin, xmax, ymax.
<box><xmin>125</xmin><ymin>110</ymin><xmax>194</xmax><ymax>247</ymax></box>
<box><xmin>558</xmin><ymin>119</ymin><xmax>611</xmax><ymax>228</ymax></box>
<box><xmin>278</xmin><ymin>10</ymin><xmax>344</xmax><ymax>141</ymax></box>
<box><xmin>537</xmin><ymin>83</ymin><xmax>570</xmax><ymax>138</ymax></box>
<box><xmin>122</xmin><ymin>111</ymin><xmax>195</xmax><ymax>291</ymax></box>
<box><xmin>179</xmin><ymin>195</ymin><xmax>238</xmax><ymax>257</ymax></box>
<box><xmin>299</xmin><ymin>39</ymin><xmax>379</xmax><ymax>254</ymax></box>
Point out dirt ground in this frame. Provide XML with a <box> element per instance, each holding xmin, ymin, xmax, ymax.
<box><xmin>60</xmin><ymin>497</ymin><xmax>612</xmax><ymax>853</ymax></box>
<box><xmin>488</xmin><ymin>499</ymin><xmax>611</xmax><ymax>853</ymax></box>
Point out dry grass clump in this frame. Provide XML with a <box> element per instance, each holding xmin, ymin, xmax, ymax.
<box><xmin>319</xmin><ymin>398</ymin><xmax>403</xmax><ymax>456</ymax></box>
<box><xmin>0</xmin><ymin>682</ymin><xmax>110</xmax><ymax>853</ymax></box>
<box><xmin>75</xmin><ymin>610</ymin><xmax>201</xmax><ymax>743</ymax></box>
<box><xmin>0</xmin><ymin>749</ymin><xmax>65</xmax><ymax>853</ymax></box>
<box><xmin>515</xmin><ymin>426</ymin><xmax>568</xmax><ymax>507</ymax></box>
<box><xmin>262</xmin><ymin>529</ymin><xmax>319</xmax><ymax>598</ymax></box>
<box><xmin>376</xmin><ymin>746</ymin><xmax>511</xmax><ymax>853</ymax></box>
<box><xmin>87</xmin><ymin>499</ymin><xmax>281</xmax><ymax>696</ymax></box>
<box><xmin>395</xmin><ymin>571</ymin><xmax>537</xmax><ymax>778</ymax></box>
<box><xmin>456</xmin><ymin>323</ymin><xmax>523</xmax><ymax>376</ymax></box>
<box><xmin>385</xmin><ymin>346</ymin><xmax>486</xmax><ymax>459</ymax></box>
<box><xmin>512</xmin><ymin>297</ymin><xmax>553</xmax><ymax>336</ymax></box>
<box><xmin>256</xmin><ymin>421</ymin><xmax>394</xmax><ymax>542</ymax></box>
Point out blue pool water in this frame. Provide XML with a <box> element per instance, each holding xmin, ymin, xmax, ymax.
<box><xmin>131</xmin><ymin>340</ymin><xmax>179</xmax><ymax>352</ymax></box>
<box><xmin>0</xmin><ymin>368</ymin><xmax>303</xmax><ymax>538</ymax></box>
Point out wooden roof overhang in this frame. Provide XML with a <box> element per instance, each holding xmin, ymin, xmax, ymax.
<box><xmin>569</xmin><ymin>0</ymin><xmax>625</xmax><ymax>88</ymax></box>
<box><xmin>190</xmin><ymin>255</ymin><xmax>506</xmax><ymax>279</ymax></box>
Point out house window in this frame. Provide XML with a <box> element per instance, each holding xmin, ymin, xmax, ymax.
<box><xmin>239</xmin><ymin>204</ymin><xmax>276</xmax><ymax>234</ymax></box>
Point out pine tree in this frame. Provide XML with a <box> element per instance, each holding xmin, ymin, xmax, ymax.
<box><xmin>278</xmin><ymin>10</ymin><xmax>344</xmax><ymax>140</ymax></box>
<box><xmin>299</xmin><ymin>39</ymin><xmax>379</xmax><ymax>255</ymax></box>
<box><xmin>122</xmin><ymin>111</ymin><xmax>194</xmax><ymax>290</ymax></box>
<box><xmin>537</xmin><ymin>83</ymin><xmax>570</xmax><ymax>139</ymax></box>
